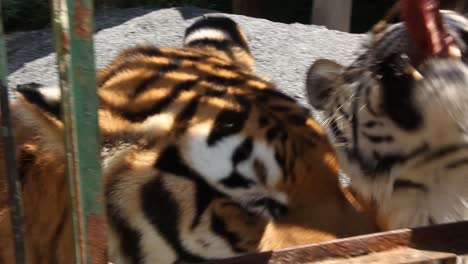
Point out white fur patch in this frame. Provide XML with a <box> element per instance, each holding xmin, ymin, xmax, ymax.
<box><xmin>139</xmin><ymin>112</ymin><xmax>175</xmax><ymax>135</ymax></box>
<box><xmin>184</xmin><ymin>122</ymin><xmax>282</xmax><ymax>187</ymax></box>
<box><xmin>184</xmin><ymin>121</ymin><xmax>240</xmax><ymax>181</ymax></box>
<box><xmin>38</xmin><ymin>85</ymin><xmax>61</xmax><ymax>105</ymax></box>
<box><xmin>183</xmin><ymin>121</ymin><xmax>287</xmax><ymax>218</ymax></box>
<box><xmin>184</xmin><ymin>29</ymin><xmax>232</xmax><ymax>45</ymax></box>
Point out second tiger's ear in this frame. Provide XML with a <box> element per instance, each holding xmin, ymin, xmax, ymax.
<box><xmin>16</xmin><ymin>82</ymin><xmax>62</xmax><ymax>120</ymax></box>
<box><xmin>305</xmin><ymin>59</ymin><xmax>343</xmax><ymax>110</ymax></box>
<box><xmin>184</xmin><ymin>16</ymin><xmax>254</xmax><ymax>71</ymax></box>
<box><xmin>15</xmin><ymin>82</ymin><xmax>65</xmax><ymax>154</ymax></box>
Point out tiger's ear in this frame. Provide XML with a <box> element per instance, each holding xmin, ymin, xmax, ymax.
<box><xmin>16</xmin><ymin>82</ymin><xmax>62</xmax><ymax>120</ymax></box>
<box><xmin>306</xmin><ymin>59</ymin><xmax>343</xmax><ymax>110</ymax></box>
<box><xmin>15</xmin><ymin>82</ymin><xmax>65</xmax><ymax>154</ymax></box>
<box><xmin>184</xmin><ymin>16</ymin><xmax>254</xmax><ymax>71</ymax></box>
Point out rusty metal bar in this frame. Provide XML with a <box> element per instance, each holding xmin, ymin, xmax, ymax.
<box><xmin>208</xmin><ymin>221</ymin><xmax>468</xmax><ymax>264</ymax></box>
<box><xmin>51</xmin><ymin>0</ymin><xmax>105</xmax><ymax>263</ymax></box>
<box><xmin>0</xmin><ymin>1</ymin><xmax>26</xmax><ymax>263</ymax></box>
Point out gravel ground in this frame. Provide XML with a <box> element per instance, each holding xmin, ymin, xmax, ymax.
<box><xmin>7</xmin><ymin>6</ymin><xmax>366</xmax><ymax>114</ymax></box>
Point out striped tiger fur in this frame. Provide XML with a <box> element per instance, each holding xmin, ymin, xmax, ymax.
<box><xmin>0</xmin><ymin>17</ymin><xmax>376</xmax><ymax>264</ymax></box>
<box><xmin>306</xmin><ymin>10</ymin><xmax>468</xmax><ymax>230</ymax></box>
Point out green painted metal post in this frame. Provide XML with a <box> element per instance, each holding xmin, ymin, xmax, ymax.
<box><xmin>0</xmin><ymin>1</ymin><xmax>26</xmax><ymax>263</ymax></box>
<box><xmin>51</xmin><ymin>0</ymin><xmax>105</xmax><ymax>263</ymax></box>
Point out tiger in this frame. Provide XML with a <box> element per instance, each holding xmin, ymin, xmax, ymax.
<box><xmin>305</xmin><ymin>9</ymin><xmax>468</xmax><ymax>230</ymax></box>
<box><xmin>0</xmin><ymin>16</ymin><xmax>376</xmax><ymax>264</ymax></box>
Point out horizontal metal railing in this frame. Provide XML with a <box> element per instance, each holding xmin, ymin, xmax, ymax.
<box><xmin>209</xmin><ymin>221</ymin><xmax>468</xmax><ymax>263</ymax></box>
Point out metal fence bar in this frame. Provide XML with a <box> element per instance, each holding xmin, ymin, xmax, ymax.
<box><xmin>0</xmin><ymin>1</ymin><xmax>26</xmax><ymax>263</ymax></box>
<box><xmin>51</xmin><ymin>0</ymin><xmax>105</xmax><ymax>263</ymax></box>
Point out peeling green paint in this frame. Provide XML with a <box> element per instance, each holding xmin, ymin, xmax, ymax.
<box><xmin>51</xmin><ymin>0</ymin><xmax>105</xmax><ymax>263</ymax></box>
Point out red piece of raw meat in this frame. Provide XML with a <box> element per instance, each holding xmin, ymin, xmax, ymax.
<box><xmin>400</xmin><ymin>0</ymin><xmax>455</xmax><ymax>59</ymax></box>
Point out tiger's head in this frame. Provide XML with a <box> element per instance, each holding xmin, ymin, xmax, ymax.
<box><xmin>306</xmin><ymin>10</ymin><xmax>468</xmax><ymax>229</ymax></box>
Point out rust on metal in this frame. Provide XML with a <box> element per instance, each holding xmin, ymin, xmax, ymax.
<box><xmin>86</xmin><ymin>214</ymin><xmax>107</xmax><ymax>264</ymax></box>
<box><xmin>73</xmin><ymin>0</ymin><xmax>93</xmax><ymax>38</ymax></box>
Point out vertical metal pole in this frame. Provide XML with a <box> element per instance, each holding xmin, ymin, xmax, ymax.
<box><xmin>0</xmin><ymin>1</ymin><xmax>26</xmax><ymax>263</ymax></box>
<box><xmin>51</xmin><ymin>0</ymin><xmax>105</xmax><ymax>263</ymax></box>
